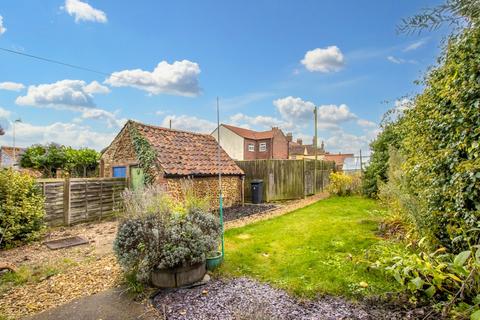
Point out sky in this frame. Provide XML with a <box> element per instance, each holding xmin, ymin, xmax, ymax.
<box><xmin>0</xmin><ymin>0</ymin><xmax>449</xmax><ymax>154</ymax></box>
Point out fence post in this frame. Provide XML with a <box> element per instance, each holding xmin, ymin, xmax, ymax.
<box><xmin>63</xmin><ymin>177</ymin><xmax>71</xmax><ymax>226</ymax></box>
<box><xmin>303</xmin><ymin>158</ymin><xmax>306</xmax><ymax>199</ymax></box>
<box><xmin>100</xmin><ymin>180</ymin><xmax>104</xmax><ymax>218</ymax></box>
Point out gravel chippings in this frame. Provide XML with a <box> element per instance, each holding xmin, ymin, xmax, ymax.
<box><xmin>220</xmin><ymin>204</ymin><xmax>279</xmax><ymax>222</ymax></box>
<box><xmin>153</xmin><ymin>277</ymin><xmax>421</xmax><ymax>320</ymax></box>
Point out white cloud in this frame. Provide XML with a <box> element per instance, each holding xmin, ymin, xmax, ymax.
<box><xmin>16</xmin><ymin>80</ymin><xmax>98</xmax><ymax>108</ymax></box>
<box><xmin>0</xmin><ymin>16</ymin><xmax>6</xmax><ymax>35</ymax></box>
<box><xmin>0</xmin><ymin>107</ymin><xmax>11</xmax><ymax>119</ymax></box>
<box><xmin>317</xmin><ymin>104</ymin><xmax>357</xmax><ymax>123</ymax></box>
<box><xmin>229</xmin><ymin>113</ymin><xmax>292</xmax><ymax>131</ymax></box>
<box><xmin>84</xmin><ymin>80</ymin><xmax>110</xmax><ymax>94</ymax></box>
<box><xmin>105</xmin><ymin>60</ymin><xmax>201</xmax><ymax>97</ymax></box>
<box><xmin>0</xmin><ymin>82</ymin><xmax>25</xmax><ymax>91</ymax></box>
<box><xmin>0</xmin><ymin>121</ymin><xmax>115</xmax><ymax>150</ymax></box>
<box><xmin>387</xmin><ymin>56</ymin><xmax>417</xmax><ymax>64</ymax></box>
<box><xmin>273</xmin><ymin>96</ymin><xmax>356</xmax><ymax>124</ymax></box>
<box><xmin>403</xmin><ymin>39</ymin><xmax>426</xmax><ymax>52</ymax></box>
<box><xmin>323</xmin><ymin>130</ymin><xmax>373</xmax><ymax>154</ymax></box>
<box><xmin>73</xmin><ymin>108</ymin><xmax>127</xmax><ymax>128</ymax></box>
<box><xmin>273</xmin><ymin>96</ymin><xmax>315</xmax><ymax>121</ymax></box>
<box><xmin>63</xmin><ymin>0</ymin><xmax>107</xmax><ymax>23</ymax></box>
<box><xmin>16</xmin><ymin>79</ymin><xmax>124</xmax><ymax>128</ymax></box>
<box><xmin>301</xmin><ymin>46</ymin><xmax>345</xmax><ymax>73</ymax></box>
<box><xmin>161</xmin><ymin>115</ymin><xmax>216</xmax><ymax>133</ymax></box>
<box><xmin>357</xmin><ymin>119</ymin><xmax>377</xmax><ymax>128</ymax></box>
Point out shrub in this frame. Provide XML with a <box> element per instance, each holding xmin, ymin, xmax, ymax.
<box><xmin>113</xmin><ymin>186</ymin><xmax>220</xmax><ymax>284</ymax></box>
<box><xmin>370</xmin><ymin>242</ymin><xmax>480</xmax><ymax>318</ymax></box>
<box><xmin>327</xmin><ymin>172</ymin><xmax>361</xmax><ymax>196</ymax></box>
<box><xmin>0</xmin><ymin>169</ymin><xmax>45</xmax><ymax>248</ymax></box>
<box><xmin>362</xmin><ymin>123</ymin><xmax>402</xmax><ymax>198</ymax></box>
<box><xmin>399</xmin><ymin>24</ymin><xmax>480</xmax><ymax>252</ymax></box>
<box><xmin>377</xmin><ymin>148</ymin><xmax>422</xmax><ymax>242</ymax></box>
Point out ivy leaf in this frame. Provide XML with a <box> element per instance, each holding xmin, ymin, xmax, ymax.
<box><xmin>410</xmin><ymin>276</ymin><xmax>424</xmax><ymax>290</ymax></box>
<box><xmin>471</xmin><ymin>309</ymin><xmax>480</xmax><ymax>320</ymax></box>
<box><xmin>454</xmin><ymin>251</ymin><xmax>471</xmax><ymax>267</ymax></box>
<box><xmin>425</xmin><ymin>285</ymin><xmax>436</xmax><ymax>298</ymax></box>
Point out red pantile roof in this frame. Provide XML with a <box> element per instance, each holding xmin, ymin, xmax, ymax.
<box><xmin>131</xmin><ymin>121</ymin><xmax>244</xmax><ymax>176</ymax></box>
<box><xmin>288</xmin><ymin>142</ymin><xmax>321</xmax><ymax>156</ymax></box>
<box><xmin>222</xmin><ymin>124</ymin><xmax>274</xmax><ymax>140</ymax></box>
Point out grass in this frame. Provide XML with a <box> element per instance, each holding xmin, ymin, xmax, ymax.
<box><xmin>0</xmin><ymin>258</ymin><xmax>77</xmax><ymax>294</ymax></box>
<box><xmin>218</xmin><ymin>196</ymin><xmax>398</xmax><ymax>298</ymax></box>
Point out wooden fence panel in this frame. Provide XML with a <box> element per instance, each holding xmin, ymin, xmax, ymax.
<box><xmin>37</xmin><ymin>179</ymin><xmax>65</xmax><ymax>226</ymax></box>
<box><xmin>37</xmin><ymin>177</ymin><xmax>126</xmax><ymax>226</ymax></box>
<box><xmin>236</xmin><ymin>159</ymin><xmax>334</xmax><ymax>202</ymax></box>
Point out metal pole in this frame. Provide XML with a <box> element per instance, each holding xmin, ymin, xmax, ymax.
<box><xmin>12</xmin><ymin>119</ymin><xmax>21</xmax><ymax>168</ymax></box>
<box><xmin>314</xmin><ymin>106</ymin><xmax>318</xmax><ymax>193</ymax></box>
<box><xmin>359</xmin><ymin>149</ymin><xmax>363</xmax><ymax>172</ymax></box>
<box><xmin>216</xmin><ymin>97</ymin><xmax>224</xmax><ymax>259</ymax></box>
<box><xmin>12</xmin><ymin>121</ymin><xmax>15</xmax><ymax>168</ymax></box>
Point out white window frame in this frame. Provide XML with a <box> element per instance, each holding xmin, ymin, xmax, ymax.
<box><xmin>248</xmin><ymin>143</ymin><xmax>255</xmax><ymax>152</ymax></box>
<box><xmin>259</xmin><ymin>142</ymin><xmax>267</xmax><ymax>152</ymax></box>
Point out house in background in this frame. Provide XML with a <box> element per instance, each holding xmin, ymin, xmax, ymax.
<box><xmin>0</xmin><ymin>146</ymin><xmax>25</xmax><ymax>168</ymax></box>
<box><xmin>287</xmin><ymin>136</ymin><xmax>353</xmax><ymax>170</ymax></box>
<box><xmin>211</xmin><ymin>124</ymin><xmax>289</xmax><ymax>161</ymax></box>
<box><xmin>100</xmin><ymin>120</ymin><xmax>244</xmax><ymax>207</ymax></box>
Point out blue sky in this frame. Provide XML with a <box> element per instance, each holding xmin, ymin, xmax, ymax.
<box><xmin>0</xmin><ymin>0</ymin><xmax>448</xmax><ymax>153</ymax></box>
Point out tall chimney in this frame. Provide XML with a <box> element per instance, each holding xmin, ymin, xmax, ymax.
<box><xmin>286</xmin><ymin>132</ymin><xmax>293</xmax><ymax>142</ymax></box>
<box><xmin>296</xmin><ymin>138</ymin><xmax>303</xmax><ymax>145</ymax></box>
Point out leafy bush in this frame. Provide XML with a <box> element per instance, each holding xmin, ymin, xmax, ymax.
<box><xmin>362</xmin><ymin>123</ymin><xmax>402</xmax><ymax>198</ymax></box>
<box><xmin>377</xmin><ymin>148</ymin><xmax>422</xmax><ymax>242</ymax></box>
<box><xmin>113</xmin><ymin>186</ymin><xmax>220</xmax><ymax>284</ymax></box>
<box><xmin>0</xmin><ymin>169</ymin><xmax>45</xmax><ymax>248</ymax></box>
<box><xmin>371</xmin><ymin>242</ymin><xmax>480</xmax><ymax>318</ymax></box>
<box><xmin>327</xmin><ymin>172</ymin><xmax>361</xmax><ymax>196</ymax></box>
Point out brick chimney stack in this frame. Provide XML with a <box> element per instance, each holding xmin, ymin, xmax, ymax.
<box><xmin>296</xmin><ymin>138</ymin><xmax>303</xmax><ymax>145</ymax></box>
<box><xmin>286</xmin><ymin>132</ymin><xmax>293</xmax><ymax>142</ymax></box>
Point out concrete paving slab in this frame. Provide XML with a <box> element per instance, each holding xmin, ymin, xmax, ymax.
<box><xmin>25</xmin><ymin>287</ymin><xmax>159</xmax><ymax>320</ymax></box>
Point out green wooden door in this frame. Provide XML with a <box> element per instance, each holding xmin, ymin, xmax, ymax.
<box><xmin>130</xmin><ymin>167</ymin><xmax>145</xmax><ymax>191</ymax></box>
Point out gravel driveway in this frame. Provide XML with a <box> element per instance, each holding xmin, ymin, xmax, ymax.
<box><xmin>153</xmin><ymin>277</ymin><xmax>429</xmax><ymax>320</ymax></box>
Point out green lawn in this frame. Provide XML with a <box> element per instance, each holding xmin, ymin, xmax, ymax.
<box><xmin>219</xmin><ymin>196</ymin><xmax>398</xmax><ymax>298</ymax></box>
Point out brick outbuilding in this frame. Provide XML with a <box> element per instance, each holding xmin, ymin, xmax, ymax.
<box><xmin>100</xmin><ymin>120</ymin><xmax>244</xmax><ymax>207</ymax></box>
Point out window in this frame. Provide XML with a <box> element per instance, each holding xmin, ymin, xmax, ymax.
<box><xmin>112</xmin><ymin>166</ymin><xmax>127</xmax><ymax>178</ymax></box>
<box><xmin>248</xmin><ymin>143</ymin><xmax>255</xmax><ymax>152</ymax></box>
<box><xmin>259</xmin><ymin>142</ymin><xmax>267</xmax><ymax>152</ymax></box>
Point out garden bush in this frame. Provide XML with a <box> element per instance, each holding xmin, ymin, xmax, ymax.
<box><xmin>362</xmin><ymin>123</ymin><xmax>401</xmax><ymax>198</ymax></box>
<box><xmin>371</xmin><ymin>242</ymin><xmax>480</xmax><ymax>318</ymax></box>
<box><xmin>327</xmin><ymin>172</ymin><xmax>361</xmax><ymax>196</ymax></box>
<box><xmin>0</xmin><ymin>169</ymin><xmax>45</xmax><ymax>248</ymax></box>
<box><xmin>113</xmin><ymin>186</ymin><xmax>220</xmax><ymax>284</ymax></box>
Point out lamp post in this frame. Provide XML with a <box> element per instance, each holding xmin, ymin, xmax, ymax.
<box><xmin>12</xmin><ymin>118</ymin><xmax>22</xmax><ymax>168</ymax></box>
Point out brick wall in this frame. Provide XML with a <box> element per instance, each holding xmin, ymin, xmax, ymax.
<box><xmin>271</xmin><ymin>128</ymin><xmax>289</xmax><ymax>159</ymax></box>
<box><xmin>166</xmin><ymin>175</ymin><xmax>243</xmax><ymax>208</ymax></box>
<box><xmin>100</xmin><ymin>127</ymin><xmax>138</xmax><ymax>179</ymax></box>
<box><xmin>243</xmin><ymin>138</ymin><xmax>272</xmax><ymax>160</ymax></box>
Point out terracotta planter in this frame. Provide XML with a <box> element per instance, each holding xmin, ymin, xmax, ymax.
<box><xmin>151</xmin><ymin>262</ymin><xmax>206</xmax><ymax>288</ymax></box>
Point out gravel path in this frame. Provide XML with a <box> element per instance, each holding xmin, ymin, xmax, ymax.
<box><xmin>220</xmin><ymin>203</ymin><xmax>278</xmax><ymax>222</ymax></box>
<box><xmin>153</xmin><ymin>277</ymin><xmax>426</xmax><ymax>320</ymax></box>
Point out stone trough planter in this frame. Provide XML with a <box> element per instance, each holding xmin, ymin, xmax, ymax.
<box><xmin>151</xmin><ymin>262</ymin><xmax>206</xmax><ymax>288</ymax></box>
